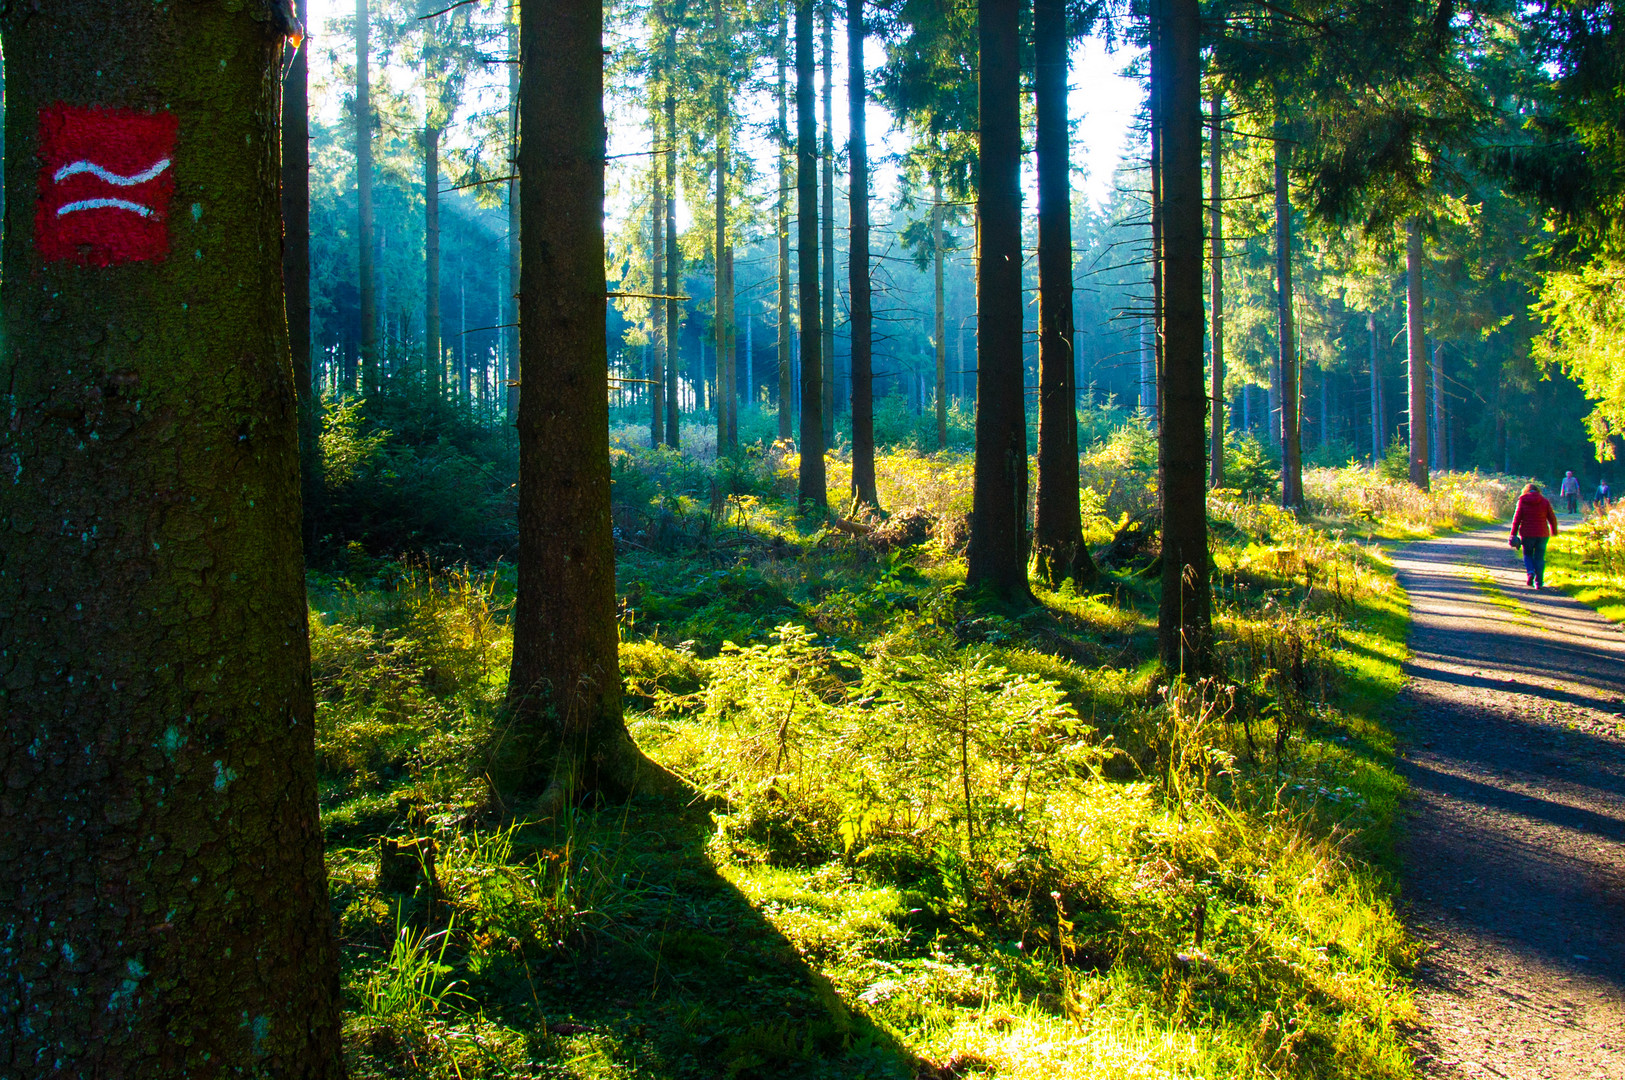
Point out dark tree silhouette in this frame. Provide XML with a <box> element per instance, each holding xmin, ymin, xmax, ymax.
<box><xmin>849</xmin><ymin>0</ymin><xmax>879</xmax><ymax>509</ymax></box>
<box><xmin>797</xmin><ymin>0</ymin><xmax>828</xmax><ymax>511</ymax></box>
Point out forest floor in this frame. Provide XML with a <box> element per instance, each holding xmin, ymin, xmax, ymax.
<box><xmin>1390</xmin><ymin>523</ymin><xmax>1625</xmax><ymax>1080</ymax></box>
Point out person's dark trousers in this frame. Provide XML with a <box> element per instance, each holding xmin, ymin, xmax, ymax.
<box><xmin>1523</xmin><ymin>535</ymin><xmax>1550</xmax><ymax>587</ymax></box>
<box><xmin>1567</xmin><ymin>493</ymin><xmax>1579</xmax><ymax>514</ymax></box>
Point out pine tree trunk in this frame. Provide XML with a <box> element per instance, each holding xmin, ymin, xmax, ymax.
<box><xmin>425</xmin><ymin>123</ymin><xmax>442</xmax><ymax>396</ymax></box>
<box><xmin>778</xmin><ymin>0</ymin><xmax>793</xmax><ymax>441</ymax></box>
<box><xmin>651</xmin><ymin>132</ymin><xmax>666</xmax><ymax>448</ymax></box>
<box><xmin>665</xmin><ymin>16</ymin><xmax>682</xmax><ymax>449</ymax></box>
<box><xmin>967</xmin><ymin>0</ymin><xmax>1029</xmax><ymax>601</ymax></box>
<box><xmin>1155</xmin><ymin>0</ymin><xmax>1213</xmax><ymax>672</ymax></box>
<box><xmin>1274</xmin><ymin>119</ymin><xmax>1302</xmax><ymax>506</ymax></box>
<box><xmin>1032</xmin><ymin>0</ymin><xmax>1093</xmax><ymax>588</ymax></box>
<box><xmin>0</xmin><ymin>5</ymin><xmax>342</xmax><ymax>1071</ymax></box>
<box><xmin>934</xmin><ymin>182</ymin><xmax>949</xmax><ymax>450</ymax></box>
<box><xmin>1369</xmin><ymin>312</ymin><xmax>1381</xmax><ymax>461</ymax></box>
<box><xmin>284</xmin><ymin>0</ymin><xmax>319</xmax><ymax>552</ymax></box>
<box><xmin>357</xmin><ymin>0</ymin><xmax>377</xmax><ymax>395</ymax></box>
<box><xmin>507</xmin><ymin>11</ymin><xmax>520</xmax><ymax>426</ymax></box>
<box><xmin>820</xmin><ymin>2</ymin><xmax>837</xmax><ymax>446</ymax></box>
<box><xmin>508</xmin><ymin>0</ymin><xmax>642</xmax><ymax>801</ymax></box>
<box><xmin>848</xmin><ymin>0</ymin><xmax>878</xmax><ymax>509</ymax></box>
<box><xmin>796</xmin><ymin>0</ymin><xmax>827</xmax><ymax>511</ymax></box>
<box><xmin>1431</xmin><ymin>340</ymin><xmax>1442</xmax><ymax>471</ymax></box>
<box><xmin>1405</xmin><ymin>215</ymin><xmax>1429</xmax><ymax>489</ymax></box>
<box><xmin>1208</xmin><ymin>86</ymin><xmax>1224</xmax><ymax>489</ymax></box>
<box><xmin>715</xmin><ymin>6</ymin><xmax>734</xmax><ymax>458</ymax></box>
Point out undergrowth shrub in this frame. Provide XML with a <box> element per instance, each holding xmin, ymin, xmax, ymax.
<box><xmin>1303</xmin><ymin>464</ymin><xmax>1519</xmax><ymax>531</ymax></box>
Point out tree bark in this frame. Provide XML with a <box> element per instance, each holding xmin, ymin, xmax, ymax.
<box><xmin>796</xmin><ymin>0</ymin><xmax>827</xmax><ymax>511</ymax></box>
<box><xmin>1274</xmin><ymin>118</ymin><xmax>1302</xmax><ymax>507</ymax></box>
<box><xmin>508</xmin><ymin>0</ymin><xmax>641</xmax><ymax>801</ymax></box>
<box><xmin>933</xmin><ymin>183</ymin><xmax>949</xmax><ymax>450</ymax></box>
<box><xmin>820</xmin><ymin>1</ymin><xmax>837</xmax><ymax>446</ymax></box>
<box><xmin>1208</xmin><ymin>85</ymin><xmax>1224</xmax><ymax>489</ymax></box>
<box><xmin>777</xmin><ymin>0</ymin><xmax>793</xmax><ymax>441</ymax></box>
<box><xmin>357</xmin><ymin>0</ymin><xmax>377</xmax><ymax>395</ymax></box>
<box><xmin>1405</xmin><ymin>215</ymin><xmax>1429</xmax><ymax>489</ymax></box>
<box><xmin>967</xmin><ymin>0</ymin><xmax>1029</xmax><ymax>602</ymax></box>
<box><xmin>651</xmin><ymin>120</ymin><xmax>666</xmax><ymax>448</ymax></box>
<box><xmin>507</xmin><ymin>9</ymin><xmax>520</xmax><ymax>426</ymax></box>
<box><xmin>848</xmin><ymin>0</ymin><xmax>878</xmax><ymax>508</ymax></box>
<box><xmin>664</xmin><ymin>13</ymin><xmax>682</xmax><ymax>449</ymax></box>
<box><xmin>0</xmin><ymin>4</ymin><xmax>343</xmax><ymax>1072</ymax></box>
<box><xmin>1369</xmin><ymin>311</ymin><xmax>1381</xmax><ymax>461</ymax></box>
<box><xmin>714</xmin><ymin>0</ymin><xmax>735</xmax><ymax>457</ymax></box>
<box><xmin>1155</xmin><ymin>0</ymin><xmax>1214</xmax><ymax>673</ymax></box>
<box><xmin>1032</xmin><ymin>0</ymin><xmax>1093</xmax><ymax>588</ymax></box>
<box><xmin>284</xmin><ymin>0</ymin><xmax>319</xmax><ymax>552</ymax></box>
<box><xmin>425</xmin><ymin>122</ymin><xmax>442</xmax><ymax>396</ymax></box>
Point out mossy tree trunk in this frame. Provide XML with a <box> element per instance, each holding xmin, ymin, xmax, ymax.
<box><xmin>1155</xmin><ymin>0</ymin><xmax>1214</xmax><ymax>673</ymax></box>
<box><xmin>506</xmin><ymin>0</ymin><xmax>641</xmax><ymax>802</ymax></box>
<box><xmin>848</xmin><ymin>0</ymin><xmax>878</xmax><ymax>509</ymax></box>
<box><xmin>967</xmin><ymin>0</ymin><xmax>1030</xmax><ymax>602</ymax></box>
<box><xmin>507</xmin><ymin>9</ymin><xmax>520</xmax><ymax>426</ymax></box>
<box><xmin>0</xmin><ymin>3</ymin><xmax>342</xmax><ymax>1073</ymax></box>
<box><xmin>1032</xmin><ymin>0</ymin><xmax>1094</xmax><ymax>589</ymax></box>
<box><xmin>796</xmin><ymin>0</ymin><xmax>827</xmax><ymax>512</ymax></box>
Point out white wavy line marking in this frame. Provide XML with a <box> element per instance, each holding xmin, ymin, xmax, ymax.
<box><xmin>56</xmin><ymin>198</ymin><xmax>155</xmax><ymax>218</ymax></box>
<box><xmin>53</xmin><ymin>158</ymin><xmax>171</xmax><ymax>186</ymax></box>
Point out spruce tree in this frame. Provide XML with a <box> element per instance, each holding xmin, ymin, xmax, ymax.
<box><xmin>0</xmin><ymin>3</ymin><xmax>342</xmax><ymax>1071</ymax></box>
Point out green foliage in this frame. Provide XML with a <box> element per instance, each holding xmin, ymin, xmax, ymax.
<box><xmin>1222</xmin><ymin>431</ymin><xmax>1283</xmax><ymax>500</ymax></box>
<box><xmin>1378</xmin><ymin>435</ymin><xmax>1412</xmax><ymax>482</ymax></box>
<box><xmin>362</xmin><ymin>908</ymin><xmax>463</xmax><ymax>1020</ymax></box>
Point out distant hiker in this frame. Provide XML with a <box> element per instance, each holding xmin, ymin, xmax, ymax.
<box><xmin>1510</xmin><ymin>483</ymin><xmax>1559</xmax><ymax>590</ymax></box>
<box><xmin>1560</xmin><ymin>470</ymin><xmax>1581</xmax><ymax>514</ymax></box>
<box><xmin>1596</xmin><ymin>479</ymin><xmax>1613</xmax><ymax>513</ymax></box>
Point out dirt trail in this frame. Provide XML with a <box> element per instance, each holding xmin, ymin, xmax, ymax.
<box><xmin>1391</xmin><ymin>523</ymin><xmax>1625</xmax><ymax>1079</ymax></box>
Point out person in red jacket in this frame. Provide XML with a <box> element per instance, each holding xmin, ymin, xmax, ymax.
<box><xmin>1510</xmin><ymin>483</ymin><xmax>1559</xmax><ymax>589</ymax></box>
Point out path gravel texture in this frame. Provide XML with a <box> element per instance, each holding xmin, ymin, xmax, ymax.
<box><xmin>1392</xmin><ymin>523</ymin><xmax>1625</xmax><ymax>1080</ymax></box>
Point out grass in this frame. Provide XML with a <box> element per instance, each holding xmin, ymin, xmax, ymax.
<box><xmin>316</xmin><ymin>442</ymin><xmax>1443</xmax><ymax>1079</ymax></box>
<box><xmin>1545</xmin><ymin>509</ymin><xmax>1625</xmax><ymax>624</ymax></box>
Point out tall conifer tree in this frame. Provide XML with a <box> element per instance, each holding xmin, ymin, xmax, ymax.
<box><xmin>0</xmin><ymin>3</ymin><xmax>343</xmax><ymax>1070</ymax></box>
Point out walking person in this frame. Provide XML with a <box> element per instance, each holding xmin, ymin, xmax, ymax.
<box><xmin>1510</xmin><ymin>482</ymin><xmax>1559</xmax><ymax>590</ymax></box>
<box><xmin>1560</xmin><ymin>470</ymin><xmax>1581</xmax><ymax>514</ymax></box>
<box><xmin>1596</xmin><ymin>478</ymin><xmax>1612</xmax><ymax>512</ymax></box>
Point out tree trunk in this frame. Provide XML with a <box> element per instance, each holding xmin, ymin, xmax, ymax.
<box><xmin>934</xmin><ymin>181</ymin><xmax>948</xmax><ymax>449</ymax></box>
<box><xmin>665</xmin><ymin>15</ymin><xmax>682</xmax><ymax>448</ymax></box>
<box><xmin>507</xmin><ymin>10</ymin><xmax>520</xmax><ymax>426</ymax></box>
<box><xmin>357</xmin><ymin>0</ymin><xmax>377</xmax><ymax>395</ymax></box>
<box><xmin>1369</xmin><ymin>311</ymin><xmax>1381</xmax><ymax>461</ymax></box>
<box><xmin>820</xmin><ymin>1</ymin><xmax>837</xmax><ymax>446</ymax></box>
<box><xmin>1032</xmin><ymin>0</ymin><xmax>1093</xmax><ymax>588</ymax></box>
<box><xmin>0</xmin><ymin>5</ymin><xmax>342</xmax><ymax>1071</ymax></box>
<box><xmin>1155</xmin><ymin>0</ymin><xmax>1213</xmax><ymax>672</ymax></box>
<box><xmin>777</xmin><ymin>0</ymin><xmax>793</xmax><ymax>441</ymax></box>
<box><xmin>1430</xmin><ymin>339</ymin><xmax>1442</xmax><ymax>471</ymax></box>
<box><xmin>284</xmin><ymin>0</ymin><xmax>319</xmax><ymax>553</ymax></box>
<box><xmin>796</xmin><ymin>0</ymin><xmax>826</xmax><ymax>511</ymax></box>
<box><xmin>651</xmin><ymin>127</ymin><xmax>666</xmax><ymax>448</ymax></box>
<box><xmin>966</xmin><ymin>0</ymin><xmax>1029</xmax><ymax>601</ymax></box>
<box><xmin>714</xmin><ymin>4</ymin><xmax>735</xmax><ymax>458</ymax></box>
<box><xmin>425</xmin><ymin>122</ymin><xmax>442</xmax><ymax>396</ymax></box>
<box><xmin>1405</xmin><ymin>215</ymin><xmax>1429</xmax><ymax>489</ymax></box>
<box><xmin>849</xmin><ymin>0</ymin><xmax>878</xmax><ymax>508</ymax></box>
<box><xmin>1274</xmin><ymin>118</ymin><xmax>1301</xmax><ymax>506</ymax></box>
<box><xmin>1208</xmin><ymin>85</ymin><xmax>1224</xmax><ymax>488</ymax></box>
<box><xmin>508</xmin><ymin>0</ymin><xmax>641</xmax><ymax>801</ymax></box>
<box><xmin>1149</xmin><ymin>0</ymin><xmax>1164</xmax><ymax>435</ymax></box>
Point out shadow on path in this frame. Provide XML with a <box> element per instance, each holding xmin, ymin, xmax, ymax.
<box><xmin>1393</xmin><ymin>524</ymin><xmax>1625</xmax><ymax>1079</ymax></box>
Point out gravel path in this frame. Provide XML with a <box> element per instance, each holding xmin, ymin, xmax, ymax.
<box><xmin>1392</xmin><ymin>523</ymin><xmax>1625</xmax><ymax>1080</ymax></box>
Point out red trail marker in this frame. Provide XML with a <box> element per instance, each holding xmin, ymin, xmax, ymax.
<box><xmin>36</xmin><ymin>104</ymin><xmax>177</xmax><ymax>266</ymax></box>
